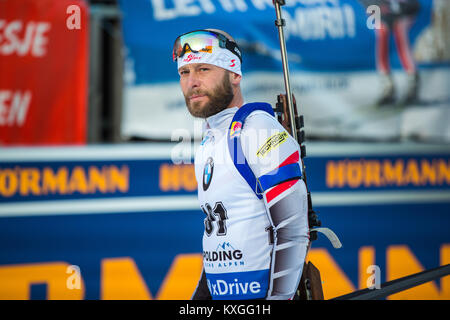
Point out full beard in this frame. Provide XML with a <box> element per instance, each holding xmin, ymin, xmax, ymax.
<box><xmin>184</xmin><ymin>72</ymin><xmax>234</xmax><ymax>119</ymax></box>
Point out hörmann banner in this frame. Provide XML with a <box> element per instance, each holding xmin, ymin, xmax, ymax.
<box><xmin>0</xmin><ymin>143</ymin><xmax>449</xmax><ymax>299</ymax></box>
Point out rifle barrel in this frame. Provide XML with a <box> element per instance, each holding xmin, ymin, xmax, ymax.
<box><xmin>274</xmin><ymin>1</ymin><xmax>297</xmax><ymax>140</ymax></box>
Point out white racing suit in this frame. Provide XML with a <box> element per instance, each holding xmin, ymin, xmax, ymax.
<box><xmin>192</xmin><ymin>103</ymin><xmax>309</xmax><ymax>300</ymax></box>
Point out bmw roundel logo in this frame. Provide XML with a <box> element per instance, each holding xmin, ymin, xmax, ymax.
<box><xmin>203</xmin><ymin>157</ymin><xmax>214</xmax><ymax>191</ymax></box>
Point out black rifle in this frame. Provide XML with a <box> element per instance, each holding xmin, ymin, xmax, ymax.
<box><xmin>271</xmin><ymin>0</ymin><xmax>341</xmax><ymax>247</ymax></box>
<box><xmin>271</xmin><ymin>0</ymin><xmax>342</xmax><ymax>300</ymax></box>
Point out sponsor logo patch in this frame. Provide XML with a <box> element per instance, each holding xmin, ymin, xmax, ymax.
<box><xmin>229</xmin><ymin>121</ymin><xmax>242</xmax><ymax>138</ymax></box>
<box><xmin>202</xmin><ymin>157</ymin><xmax>214</xmax><ymax>191</ymax></box>
<box><xmin>206</xmin><ymin>270</ymin><xmax>269</xmax><ymax>300</ymax></box>
<box><xmin>203</xmin><ymin>242</ymin><xmax>244</xmax><ymax>269</ymax></box>
<box><xmin>183</xmin><ymin>53</ymin><xmax>201</xmax><ymax>62</ymax></box>
<box><xmin>256</xmin><ymin>131</ymin><xmax>288</xmax><ymax>158</ymax></box>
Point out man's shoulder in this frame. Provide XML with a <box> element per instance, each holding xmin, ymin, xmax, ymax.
<box><xmin>238</xmin><ymin>103</ymin><xmax>281</xmax><ymax>132</ymax></box>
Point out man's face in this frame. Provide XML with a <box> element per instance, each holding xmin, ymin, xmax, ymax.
<box><xmin>179</xmin><ymin>63</ymin><xmax>234</xmax><ymax>119</ymax></box>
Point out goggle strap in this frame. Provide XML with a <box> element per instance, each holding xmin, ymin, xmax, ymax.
<box><xmin>225</xmin><ymin>41</ymin><xmax>242</xmax><ymax>63</ymax></box>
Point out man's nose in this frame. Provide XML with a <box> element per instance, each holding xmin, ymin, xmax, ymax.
<box><xmin>187</xmin><ymin>72</ymin><xmax>201</xmax><ymax>88</ymax></box>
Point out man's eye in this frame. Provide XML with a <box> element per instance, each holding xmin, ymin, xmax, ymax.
<box><xmin>199</xmin><ymin>68</ymin><xmax>209</xmax><ymax>72</ymax></box>
<box><xmin>180</xmin><ymin>70</ymin><xmax>189</xmax><ymax>75</ymax></box>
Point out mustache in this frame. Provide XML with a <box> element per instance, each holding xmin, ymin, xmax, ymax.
<box><xmin>187</xmin><ymin>89</ymin><xmax>209</xmax><ymax>98</ymax></box>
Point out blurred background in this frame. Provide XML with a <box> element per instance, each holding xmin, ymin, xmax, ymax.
<box><xmin>0</xmin><ymin>0</ymin><xmax>449</xmax><ymax>300</ymax></box>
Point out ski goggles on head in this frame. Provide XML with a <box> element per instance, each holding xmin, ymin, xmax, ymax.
<box><xmin>172</xmin><ymin>30</ymin><xmax>242</xmax><ymax>63</ymax></box>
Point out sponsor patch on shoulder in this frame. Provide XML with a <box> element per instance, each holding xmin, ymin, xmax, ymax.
<box><xmin>256</xmin><ymin>131</ymin><xmax>288</xmax><ymax>158</ymax></box>
<box><xmin>229</xmin><ymin>121</ymin><xmax>242</xmax><ymax>138</ymax></box>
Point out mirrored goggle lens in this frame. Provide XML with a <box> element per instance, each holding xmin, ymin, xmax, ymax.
<box><xmin>173</xmin><ymin>31</ymin><xmax>220</xmax><ymax>61</ymax></box>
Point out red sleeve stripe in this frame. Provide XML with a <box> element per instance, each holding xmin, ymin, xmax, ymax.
<box><xmin>279</xmin><ymin>150</ymin><xmax>299</xmax><ymax>167</ymax></box>
<box><xmin>265</xmin><ymin>151</ymin><xmax>300</xmax><ymax>203</ymax></box>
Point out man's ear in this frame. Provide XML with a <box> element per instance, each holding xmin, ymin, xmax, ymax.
<box><xmin>229</xmin><ymin>71</ymin><xmax>242</xmax><ymax>86</ymax></box>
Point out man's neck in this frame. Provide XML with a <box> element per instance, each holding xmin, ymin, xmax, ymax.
<box><xmin>226</xmin><ymin>89</ymin><xmax>244</xmax><ymax>110</ymax></box>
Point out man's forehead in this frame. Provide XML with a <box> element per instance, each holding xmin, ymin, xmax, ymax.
<box><xmin>178</xmin><ymin>63</ymin><xmax>222</xmax><ymax>71</ymax></box>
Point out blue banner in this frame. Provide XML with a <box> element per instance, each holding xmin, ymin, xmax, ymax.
<box><xmin>118</xmin><ymin>0</ymin><xmax>450</xmax><ymax>143</ymax></box>
<box><xmin>0</xmin><ymin>143</ymin><xmax>449</xmax><ymax>299</ymax></box>
<box><xmin>119</xmin><ymin>0</ymin><xmax>433</xmax><ymax>82</ymax></box>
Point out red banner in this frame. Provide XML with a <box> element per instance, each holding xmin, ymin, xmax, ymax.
<box><xmin>0</xmin><ymin>0</ymin><xmax>88</xmax><ymax>145</ymax></box>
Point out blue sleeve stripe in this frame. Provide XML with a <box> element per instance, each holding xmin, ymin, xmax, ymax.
<box><xmin>257</xmin><ymin>163</ymin><xmax>302</xmax><ymax>193</ymax></box>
